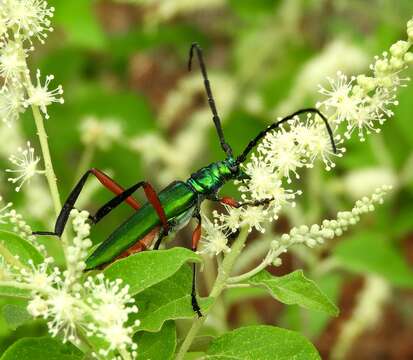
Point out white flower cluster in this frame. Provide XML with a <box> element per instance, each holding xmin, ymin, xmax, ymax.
<box><xmin>0</xmin><ymin>0</ymin><xmax>63</xmax><ymax>124</ymax></box>
<box><xmin>0</xmin><ymin>209</ymin><xmax>139</xmax><ymax>359</ymax></box>
<box><xmin>64</xmin><ymin>210</ymin><xmax>92</xmax><ymax>288</ymax></box>
<box><xmin>202</xmin><ymin>18</ymin><xmax>413</xmax><ymax>255</ymax></box>
<box><xmin>0</xmin><ymin>0</ymin><xmax>54</xmax><ymax>44</ymax></box>
<box><xmin>270</xmin><ymin>186</ymin><xmax>391</xmax><ymax>262</ymax></box>
<box><xmin>85</xmin><ymin>275</ymin><xmax>139</xmax><ymax>358</ymax></box>
<box><xmin>317</xmin><ymin>22</ymin><xmax>413</xmax><ymax>141</ymax></box>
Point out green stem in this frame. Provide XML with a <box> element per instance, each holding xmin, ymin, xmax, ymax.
<box><xmin>31</xmin><ymin>104</ymin><xmax>70</xmax><ymax>252</ymax></box>
<box><xmin>31</xmin><ymin>104</ymin><xmax>62</xmax><ymax>216</ymax></box>
<box><xmin>227</xmin><ymin>248</ymin><xmax>275</xmax><ymax>284</ymax></box>
<box><xmin>175</xmin><ymin>227</ymin><xmax>249</xmax><ymax>360</ymax></box>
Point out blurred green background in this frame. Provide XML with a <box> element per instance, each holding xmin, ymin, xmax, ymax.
<box><xmin>1</xmin><ymin>0</ymin><xmax>413</xmax><ymax>359</ymax></box>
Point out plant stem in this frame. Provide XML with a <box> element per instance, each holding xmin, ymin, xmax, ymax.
<box><xmin>226</xmin><ymin>248</ymin><xmax>276</xmax><ymax>284</ymax></box>
<box><xmin>31</xmin><ymin>104</ymin><xmax>71</xmax><ymax>252</ymax></box>
<box><xmin>31</xmin><ymin>105</ymin><xmax>62</xmax><ymax>216</ymax></box>
<box><xmin>175</xmin><ymin>227</ymin><xmax>249</xmax><ymax>360</ymax></box>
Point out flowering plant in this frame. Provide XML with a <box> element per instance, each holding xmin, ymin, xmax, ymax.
<box><xmin>0</xmin><ymin>1</ymin><xmax>412</xmax><ymax>359</ymax></box>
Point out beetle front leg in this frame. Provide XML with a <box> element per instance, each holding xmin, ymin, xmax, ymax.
<box><xmin>212</xmin><ymin>195</ymin><xmax>273</xmax><ymax>208</ymax></box>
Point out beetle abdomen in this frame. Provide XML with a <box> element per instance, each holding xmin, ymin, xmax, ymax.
<box><xmin>85</xmin><ymin>181</ymin><xmax>197</xmax><ymax>269</ymax></box>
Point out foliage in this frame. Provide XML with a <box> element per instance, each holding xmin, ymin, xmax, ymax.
<box><xmin>0</xmin><ymin>1</ymin><xmax>412</xmax><ymax>359</ymax></box>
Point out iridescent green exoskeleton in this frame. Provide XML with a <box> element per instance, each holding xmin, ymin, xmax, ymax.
<box><xmin>34</xmin><ymin>43</ymin><xmax>336</xmax><ymax>317</ymax></box>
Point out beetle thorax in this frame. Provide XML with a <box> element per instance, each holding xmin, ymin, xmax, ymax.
<box><xmin>187</xmin><ymin>160</ymin><xmax>233</xmax><ymax>194</ymax></box>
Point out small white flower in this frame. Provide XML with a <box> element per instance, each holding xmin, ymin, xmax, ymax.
<box><xmin>259</xmin><ymin>120</ymin><xmax>304</xmax><ymax>183</ymax></box>
<box><xmin>19</xmin><ymin>258</ymin><xmax>59</xmax><ymax>289</ymax></box>
<box><xmin>3</xmin><ymin>0</ymin><xmax>54</xmax><ymax>43</ymax></box>
<box><xmin>26</xmin><ymin>69</ymin><xmax>64</xmax><ymax>119</ymax></box>
<box><xmin>200</xmin><ymin>214</ymin><xmax>231</xmax><ymax>256</ymax></box>
<box><xmin>6</xmin><ymin>141</ymin><xmax>44</xmax><ymax>192</ymax></box>
<box><xmin>27</xmin><ymin>295</ymin><xmax>49</xmax><ymax>317</ymax></box>
<box><xmin>317</xmin><ymin>72</ymin><xmax>360</xmax><ymax>123</ymax></box>
<box><xmin>238</xmin><ymin>155</ymin><xmax>281</xmax><ymax>200</ymax></box>
<box><xmin>213</xmin><ymin>205</ymin><xmax>242</xmax><ymax>233</ymax></box>
<box><xmin>0</xmin><ymin>41</ymin><xmax>27</xmax><ymax>89</ymax></box>
<box><xmin>239</xmin><ymin>205</ymin><xmax>268</xmax><ymax>233</ymax></box>
<box><xmin>97</xmin><ymin>323</ymin><xmax>137</xmax><ymax>358</ymax></box>
<box><xmin>297</xmin><ymin>121</ymin><xmax>344</xmax><ymax>170</ymax></box>
<box><xmin>46</xmin><ymin>289</ymin><xmax>83</xmax><ymax>344</ymax></box>
<box><xmin>0</xmin><ymin>86</ymin><xmax>26</xmax><ymax>126</ymax></box>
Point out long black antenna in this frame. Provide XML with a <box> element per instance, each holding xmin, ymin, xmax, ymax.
<box><xmin>188</xmin><ymin>42</ymin><xmax>233</xmax><ymax>158</ymax></box>
<box><xmin>236</xmin><ymin>108</ymin><xmax>337</xmax><ymax>165</ymax></box>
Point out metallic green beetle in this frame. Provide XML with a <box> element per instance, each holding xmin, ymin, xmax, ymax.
<box><xmin>34</xmin><ymin>43</ymin><xmax>336</xmax><ymax>316</ymax></box>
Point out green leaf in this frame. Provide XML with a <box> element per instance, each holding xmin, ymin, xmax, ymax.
<box><xmin>0</xmin><ymin>337</ymin><xmax>83</xmax><ymax>360</ymax></box>
<box><xmin>135</xmin><ymin>322</ymin><xmax>176</xmax><ymax>360</ymax></box>
<box><xmin>104</xmin><ymin>247</ymin><xmax>202</xmax><ymax>296</ymax></box>
<box><xmin>247</xmin><ymin>270</ymin><xmax>339</xmax><ymax>316</ymax></box>
<box><xmin>333</xmin><ymin>232</ymin><xmax>413</xmax><ymax>288</ymax></box>
<box><xmin>279</xmin><ymin>273</ymin><xmax>343</xmax><ymax>338</ymax></box>
<box><xmin>0</xmin><ymin>230</ymin><xmax>43</xmax><ymax>265</ymax></box>
<box><xmin>0</xmin><ymin>284</ymin><xmax>31</xmax><ymax>299</ymax></box>
<box><xmin>205</xmin><ymin>325</ymin><xmax>320</xmax><ymax>360</ymax></box>
<box><xmin>134</xmin><ymin>265</ymin><xmax>213</xmax><ymax>332</ymax></box>
<box><xmin>2</xmin><ymin>304</ymin><xmax>31</xmax><ymax>330</ymax></box>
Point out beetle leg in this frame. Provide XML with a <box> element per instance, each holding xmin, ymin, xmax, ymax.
<box><xmin>33</xmin><ymin>169</ymin><xmax>170</xmax><ymax>238</ymax></box>
<box><xmin>153</xmin><ymin>228</ymin><xmax>166</xmax><ymax>250</ymax></box>
<box><xmin>190</xmin><ymin>212</ymin><xmax>203</xmax><ymax>317</ymax></box>
<box><xmin>33</xmin><ymin>168</ymin><xmax>141</xmax><ymax>237</ymax></box>
<box><xmin>213</xmin><ymin>196</ymin><xmax>273</xmax><ymax>208</ymax></box>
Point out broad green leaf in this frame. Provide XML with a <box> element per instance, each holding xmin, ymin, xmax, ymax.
<box><xmin>0</xmin><ymin>230</ymin><xmax>43</xmax><ymax>265</ymax></box>
<box><xmin>104</xmin><ymin>247</ymin><xmax>202</xmax><ymax>296</ymax></box>
<box><xmin>135</xmin><ymin>322</ymin><xmax>176</xmax><ymax>360</ymax></box>
<box><xmin>0</xmin><ymin>284</ymin><xmax>31</xmax><ymax>299</ymax></box>
<box><xmin>205</xmin><ymin>325</ymin><xmax>320</xmax><ymax>360</ymax></box>
<box><xmin>279</xmin><ymin>273</ymin><xmax>343</xmax><ymax>338</ymax></box>
<box><xmin>0</xmin><ymin>337</ymin><xmax>83</xmax><ymax>360</ymax></box>
<box><xmin>333</xmin><ymin>232</ymin><xmax>413</xmax><ymax>288</ymax></box>
<box><xmin>2</xmin><ymin>304</ymin><xmax>31</xmax><ymax>330</ymax></box>
<box><xmin>225</xmin><ymin>286</ymin><xmax>268</xmax><ymax>306</ymax></box>
<box><xmin>134</xmin><ymin>265</ymin><xmax>213</xmax><ymax>332</ymax></box>
<box><xmin>247</xmin><ymin>270</ymin><xmax>339</xmax><ymax>316</ymax></box>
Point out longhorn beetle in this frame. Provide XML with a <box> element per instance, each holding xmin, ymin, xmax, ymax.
<box><xmin>34</xmin><ymin>43</ymin><xmax>337</xmax><ymax>317</ymax></box>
